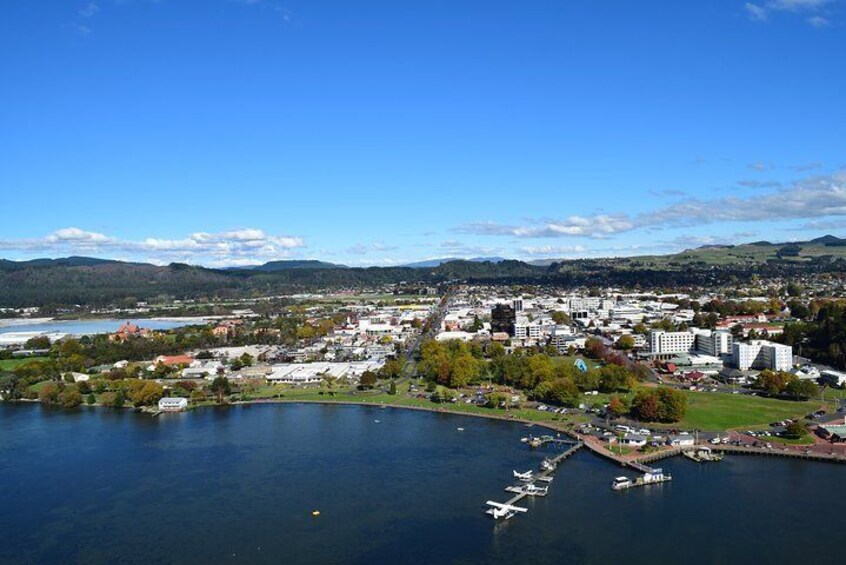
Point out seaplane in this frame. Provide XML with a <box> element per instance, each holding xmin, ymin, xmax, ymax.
<box><xmin>485</xmin><ymin>501</ymin><xmax>528</xmax><ymax>520</ymax></box>
<box><xmin>505</xmin><ymin>483</ymin><xmax>549</xmax><ymax>497</ymax></box>
<box><xmin>513</xmin><ymin>470</ymin><xmax>533</xmax><ymax>481</ymax></box>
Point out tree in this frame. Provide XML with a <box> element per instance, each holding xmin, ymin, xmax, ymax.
<box><xmin>322</xmin><ymin>375</ymin><xmax>338</xmax><ymax>396</ymax></box>
<box><xmin>210</xmin><ymin>376</ymin><xmax>231</xmax><ymax>403</ymax></box>
<box><xmin>24</xmin><ymin>336</ymin><xmax>51</xmax><ymax>349</ymax></box>
<box><xmin>359</xmin><ymin>371</ymin><xmax>378</xmax><ymax>389</ymax></box>
<box><xmin>785</xmin><ymin>378</ymin><xmax>817</xmax><ymax>400</ymax></box>
<box><xmin>607</xmin><ymin>395</ymin><xmax>627</xmax><ymax>418</ymax></box>
<box><xmin>551</xmin><ymin>311</ymin><xmax>571</xmax><ymax>325</ymax></box>
<box><xmin>655</xmin><ymin>387</ymin><xmax>687</xmax><ymax>422</ymax></box>
<box><xmin>616</xmin><ymin>335</ymin><xmax>635</xmax><ymax>351</ymax></box>
<box><xmin>130</xmin><ymin>381</ymin><xmax>164</xmax><ymax>407</ymax></box>
<box><xmin>86</xmin><ymin>393</ymin><xmax>96</xmax><ymax>405</ymax></box>
<box><xmin>786</xmin><ymin>281</ymin><xmax>804</xmax><ymax>298</ymax></box>
<box><xmin>58</xmin><ymin>386</ymin><xmax>83</xmax><ymax>408</ymax></box>
<box><xmin>630</xmin><ymin>390</ymin><xmax>661</xmax><ymax>422</ymax></box>
<box><xmin>388</xmin><ymin>380</ymin><xmax>397</xmax><ymax>395</ymax></box>
<box><xmin>598</xmin><ymin>366</ymin><xmax>634</xmax><ymax>393</ymax></box>
<box><xmin>39</xmin><ymin>382</ymin><xmax>61</xmax><ymax>405</ymax></box>
<box><xmin>631</xmin><ymin>388</ymin><xmax>686</xmax><ymax>423</ymax></box>
<box><xmin>785</xmin><ymin>420</ymin><xmax>809</xmax><ymax>439</ymax></box>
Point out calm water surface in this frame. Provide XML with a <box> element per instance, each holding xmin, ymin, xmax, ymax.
<box><xmin>0</xmin><ymin>403</ymin><xmax>841</xmax><ymax>564</ymax></box>
<box><xmin>0</xmin><ymin>318</ymin><xmax>202</xmax><ymax>336</ymax></box>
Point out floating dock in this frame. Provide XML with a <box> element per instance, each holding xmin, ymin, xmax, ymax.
<box><xmin>485</xmin><ymin>439</ymin><xmax>583</xmax><ymax>520</ymax></box>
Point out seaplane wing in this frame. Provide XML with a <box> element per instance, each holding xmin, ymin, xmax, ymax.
<box><xmin>486</xmin><ymin>501</ymin><xmax>528</xmax><ymax>513</ymax></box>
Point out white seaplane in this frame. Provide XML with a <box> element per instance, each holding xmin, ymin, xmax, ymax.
<box><xmin>513</xmin><ymin>469</ymin><xmax>533</xmax><ymax>481</ymax></box>
<box><xmin>505</xmin><ymin>483</ymin><xmax>549</xmax><ymax>497</ymax></box>
<box><xmin>485</xmin><ymin>501</ymin><xmax>528</xmax><ymax>520</ymax></box>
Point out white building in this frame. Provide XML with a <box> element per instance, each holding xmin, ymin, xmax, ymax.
<box><xmin>158</xmin><ymin>397</ymin><xmax>189</xmax><ymax>412</ymax></box>
<box><xmin>649</xmin><ymin>329</ymin><xmax>733</xmax><ymax>358</ymax></box>
<box><xmin>732</xmin><ymin>340</ymin><xmax>792</xmax><ymax>371</ymax></box>
<box><xmin>649</xmin><ymin>330</ymin><xmax>695</xmax><ymax>356</ymax></box>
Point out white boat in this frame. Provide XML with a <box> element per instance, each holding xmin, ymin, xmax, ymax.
<box><xmin>457</xmin><ymin>427</ymin><xmax>465</xmax><ymax>432</ymax></box>
<box><xmin>612</xmin><ymin>476</ymin><xmax>633</xmax><ymax>490</ymax></box>
<box><xmin>540</xmin><ymin>459</ymin><xmax>557</xmax><ymax>471</ymax></box>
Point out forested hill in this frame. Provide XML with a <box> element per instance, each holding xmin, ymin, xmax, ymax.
<box><xmin>2</xmin><ymin>236</ymin><xmax>846</xmax><ymax>307</ymax></box>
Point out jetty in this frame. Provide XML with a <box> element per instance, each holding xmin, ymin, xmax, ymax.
<box><xmin>485</xmin><ymin>439</ymin><xmax>583</xmax><ymax>520</ymax></box>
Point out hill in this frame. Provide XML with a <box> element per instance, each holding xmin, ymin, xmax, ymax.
<box><xmin>2</xmin><ymin>235</ymin><xmax>845</xmax><ymax>307</ymax></box>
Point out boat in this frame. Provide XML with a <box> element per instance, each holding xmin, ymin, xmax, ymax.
<box><xmin>537</xmin><ymin>476</ymin><xmax>554</xmax><ymax>483</ymax></box>
<box><xmin>612</xmin><ymin>468</ymin><xmax>673</xmax><ymax>490</ymax></box>
<box><xmin>683</xmin><ymin>446</ymin><xmax>724</xmax><ymax>463</ymax></box>
<box><xmin>540</xmin><ymin>458</ymin><xmax>557</xmax><ymax>472</ymax></box>
<box><xmin>456</xmin><ymin>427</ymin><xmax>465</xmax><ymax>432</ymax></box>
<box><xmin>612</xmin><ymin>476</ymin><xmax>633</xmax><ymax>490</ymax></box>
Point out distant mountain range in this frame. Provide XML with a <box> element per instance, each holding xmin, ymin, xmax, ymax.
<box><xmin>2</xmin><ymin>236</ymin><xmax>846</xmax><ymax>307</ymax></box>
<box><xmin>402</xmin><ymin>256</ymin><xmax>508</xmax><ymax>268</ymax></box>
<box><xmin>225</xmin><ymin>260</ymin><xmax>347</xmax><ymax>271</ymax></box>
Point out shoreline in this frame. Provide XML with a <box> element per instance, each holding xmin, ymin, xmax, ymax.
<box><xmin>8</xmin><ymin>396</ymin><xmax>846</xmax><ymax>466</ymax></box>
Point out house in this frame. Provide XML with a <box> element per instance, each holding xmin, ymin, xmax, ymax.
<box><xmin>668</xmin><ymin>434</ymin><xmax>695</xmax><ymax>447</ymax></box>
<box><xmin>621</xmin><ymin>433</ymin><xmax>647</xmax><ymax>447</ymax></box>
<box><xmin>154</xmin><ymin>355</ymin><xmax>195</xmax><ymax>367</ymax></box>
<box><xmin>158</xmin><ymin>397</ymin><xmax>189</xmax><ymax>412</ymax></box>
<box><xmin>109</xmin><ymin>322</ymin><xmax>149</xmax><ymax>342</ymax></box>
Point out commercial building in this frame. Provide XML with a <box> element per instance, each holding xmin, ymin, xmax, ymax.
<box><xmin>732</xmin><ymin>340</ymin><xmax>793</xmax><ymax>371</ymax></box>
<box><xmin>648</xmin><ymin>329</ymin><xmax>733</xmax><ymax>359</ymax></box>
<box><xmin>491</xmin><ymin>304</ymin><xmax>516</xmax><ymax>336</ymax></box>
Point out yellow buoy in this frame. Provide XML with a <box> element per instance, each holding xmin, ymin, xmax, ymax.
<box><xmin>312</xmin><ymin>511</ymin><xmax>320</xmax><ymax>517</ymax></box>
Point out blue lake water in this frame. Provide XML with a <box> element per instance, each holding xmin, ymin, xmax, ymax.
<box><xmin>0</xmin><ymin>403</ymin><xmax>842</xmax><ymax>564</ymax></box>
<box><xmin>0</xmin><ymin>318</ymin><xmax>202</xmax><ymax>336</ymax></box>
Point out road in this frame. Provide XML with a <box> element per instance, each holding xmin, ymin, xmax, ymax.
<box><xmin>398</xmin><ymin>290</ymin><xmax>451</xmax><ymax>382</ymax></box>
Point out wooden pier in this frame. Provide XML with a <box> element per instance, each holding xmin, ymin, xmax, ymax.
<box><xmin>711</xmin><ymin>444</ymin><xmax>846</xmax><ymax>464</ymax></box>
<box><xmin>488</xmin><ymin>440</ymin><xmax>583</xmax><ymax>517</ymax></box>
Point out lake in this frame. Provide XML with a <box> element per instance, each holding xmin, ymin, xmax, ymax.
<box><xmin>0</xmin><ymin>403</ymin><xmax>841</xmax><ymax>564</ymax></box>
<box><xmin>0</xmin><ymin>319</ymin><xmax>204</xmax><ymax>343</ymax></box>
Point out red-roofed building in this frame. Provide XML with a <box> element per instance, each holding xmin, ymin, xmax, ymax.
<box><xmin>154</xmin><ymin>355</ymin><xmax>195</xmax><ymax>367</ymax></box>
<box><xmin>110</xmin><ymin>322</ymin><xmax>150</xmax><ymax>342</ymax></box>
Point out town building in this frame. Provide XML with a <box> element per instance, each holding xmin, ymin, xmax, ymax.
<box><xmin>158</xmin><ymin>397</ymin><xmax>189</xmax><ymax>412</ymax></box>
<box><xmin>491</xmin><ymin>303</ymin><xmax>516</xmax><ymax>336</ymax></box>
<box><xmin>732</xmin><ymin>340</ymin><xmax>793</xmax><ymax>371</ymax></box>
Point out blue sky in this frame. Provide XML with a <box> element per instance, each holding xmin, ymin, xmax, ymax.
<box><xmin>1</xmin><ymin>0</ymin><xmax>844</xmax><ymax>267</ymax></box>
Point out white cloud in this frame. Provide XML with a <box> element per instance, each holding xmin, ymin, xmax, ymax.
<box><xmin>745</xmin><ymin>0</ymin><xmax>835</xmax><ymax>25</ymax></box>
<box><xmin>518</xmin><ymin>245</ymin><xmax>588</xmax><ymax>256</ymax></box>
<box><xmin>457</xmin><ymin>170</ymin><xmax>846</xmax><ymax>240</ymax></box>
<box><xmin>457</xmin><ymin>214</ymin><xmax>635</xmax><ymax>239</ymax></box>
<box><xmin>0</xmin><ymin>227</ymin><xmax>306</xmax><ymax>266</ymax></box>
<box><xmin>745</xmin><ymin>3</ymin><xmax>770</xmax><ymax>21</ymax></box>
<box><xmin>807</xmin><ymin>15</ymin><xmax>830</xmax><ymax>25</ymax></box>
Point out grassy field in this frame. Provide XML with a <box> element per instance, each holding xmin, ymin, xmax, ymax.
<box><xmin>237</xmin><ymin>382</ymin><xmax>589</xmax><ymax>426</ymax></box>
<box><xmin>765</xmin><ymin>434</ymin><xmax>816</xmax><ymax>446</ymax></box>
<box><xmin>0</xmin><ymin>357</ymin><xmax>49</xmax><ymax>371</ymax></box>
<box><xmin>678</xmin><ymin>391</ymin><xmax>819</xmax><ymax>430</ymax></box>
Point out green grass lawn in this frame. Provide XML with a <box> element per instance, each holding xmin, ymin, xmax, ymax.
<box><xmin>765</xmin><ymin>434</ymin><xmax>816</xmax><ymax>446</ymax></box>
<box><xmin>678</xmin><ymin>391</ymin><xmax>819</xmax><ymax>430</ymax></box>
<box><xmin>0</xmin><ymin>357</ymin><xmax>49</xmax><ymax>370</ymax></box>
